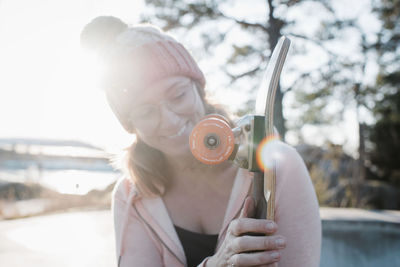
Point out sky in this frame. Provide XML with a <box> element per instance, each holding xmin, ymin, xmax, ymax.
<box><xmin>0</xmin><ymin>0</ymin><xmax>379</xmax><ymax>156</ymax></box>
<box><xmin>0</xmin><ymin>0</ymin><xmax>145</xmax><ymax>153</ymax></box>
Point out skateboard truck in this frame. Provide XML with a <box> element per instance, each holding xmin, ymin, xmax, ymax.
<box><xmin>190</xmin><ymin>114</ymin><xmax>265</xmax><ymax>170</ymax></box>
<box><xmin>190</xmin><ymin>36</ymin><xmax>291</xmax><ymax>220</ymax></box>
<box><xmin>189</xmin><ymin>114</ymin><xmax>235</xmax><ymax>165</ymax></box>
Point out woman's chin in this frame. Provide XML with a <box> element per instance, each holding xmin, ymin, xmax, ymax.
<box><xmin>159</xmin><ymin>140</ymin><xmax>192</xmax><ymax>158</ymax></box>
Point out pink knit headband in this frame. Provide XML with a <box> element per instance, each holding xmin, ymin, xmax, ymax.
<box><xmin>105</xmin><ymin>40</ymin><xmax>206</xmax><ymax>133</ymax></box>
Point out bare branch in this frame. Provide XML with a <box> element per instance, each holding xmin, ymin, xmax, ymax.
<box><xmin>216</xmin><ymin>10</ymin><xmax>268</xmax><ymax>32</ymax></box>
<box><xmin>225</xmin><ymin>65</ymin><xmax>262</xmax><ymax>85</ymax></box>
<box><xmin>285</xmin><ymin>72</ymin><xmax>310</xmax><ymax>93</ymax></box>
<box><xmin>289</xmin><ymin>33</ymin><xmax>336</xmax><ymax>57</ymax></box>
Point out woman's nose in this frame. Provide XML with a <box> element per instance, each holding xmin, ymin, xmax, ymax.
<box><xmin>158</xmin><ymin>104</ymin><xmax>182</xmax><ymax>129</ymax></box>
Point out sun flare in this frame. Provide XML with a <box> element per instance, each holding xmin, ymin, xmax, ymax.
<box><xmin>256</xmin><ymin>134</ymin><xmax>283</xmax><ymax>171</ymax></box>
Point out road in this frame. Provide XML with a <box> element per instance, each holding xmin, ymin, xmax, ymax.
<box><xmin>2</xmin><ymin>207</ymin><xmax>400</xmax><ymax>267</ymax></box>
<box><xmin>0</xmin><ymin>209</ymin><xmax>116</xmax><ymax>267</ymax></box>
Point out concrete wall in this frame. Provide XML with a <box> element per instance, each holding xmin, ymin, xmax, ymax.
<box><xmin>320</xmin><ymin>208</ymin><xmax>400</xmax><ymax>267</ymax></box>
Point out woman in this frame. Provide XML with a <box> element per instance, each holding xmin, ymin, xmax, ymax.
<box><xmin>81</xmin><ymin>16</ymin><xmax>321</xmax><ymax>267</ymax></box>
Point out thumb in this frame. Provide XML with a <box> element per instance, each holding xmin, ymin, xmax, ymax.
<box><xmin>239</xmin><ymin>196</ymin><xmax>255</xmax><ymax>218</ymax></box>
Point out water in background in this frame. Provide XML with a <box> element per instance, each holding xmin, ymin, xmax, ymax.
<box><xmin>0</xmin><ymin>169</ymin><xmax>118</xmax><ymax>195</ymax></box>
<box><xmin>0</xmin><ymin>138</ymin><xmax>120</xmax><ymax>195</ymax></box>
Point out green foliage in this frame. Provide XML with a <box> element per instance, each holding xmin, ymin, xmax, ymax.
<box><xmin>378</xmin><ymin>71</ymin><xmax>400</xmax><ymax>87</ymax></box>
<box><xmin>309</xmin><ymin>164</ymin><xmax>330</xmax><ymax>205</ymax></box>
<box><xmin>365</xmin><ymin>0</ymin><xmax>400</xmax><ymax>190</ymax></box>
<box><xmin>374</xmin><ymin>0</ymin><xmax>400</xmax><ymax>30</ymax></box>
<box><xmin>368</xmin><ymin>89</ymin><xmax>400</xmax><ymax>187</ymax></box>
<box><xmin>141</xmin><ymin>1</ymin><xmax>400</xmax><ymax>204</ymax></box>
<box><xmin>227</xmin><ymin>45</ymin><xmax>256</xmax><ymax>64</ymax></box>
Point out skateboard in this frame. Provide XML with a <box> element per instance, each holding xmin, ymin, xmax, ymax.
<box><xmin>190</xmin><ymin>36</ymin><xmax>291</xmax><ymax>220</ymax></box>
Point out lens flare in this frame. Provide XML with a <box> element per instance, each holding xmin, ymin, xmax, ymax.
<box><xmin>256</xmin><ymin>134</ymin><xmax>284</xmax><ymax>171</ymax></box>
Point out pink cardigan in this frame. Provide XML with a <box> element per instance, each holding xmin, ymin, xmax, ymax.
<box><xmin>112</xmin><ymin>143</ymin><xmax>321</xmax><ymax>266</ymax></box>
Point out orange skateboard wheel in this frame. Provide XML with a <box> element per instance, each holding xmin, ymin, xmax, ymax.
<box><xmin>190</xmin><ymin>115</ymin><xmax>235</xmax><ymax>165</ymax></box>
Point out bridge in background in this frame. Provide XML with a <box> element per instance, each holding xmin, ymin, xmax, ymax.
<box><xmin>0</xmin><ymin>138</ymin><xmax>114</xmax><ymax>172</ymax></box>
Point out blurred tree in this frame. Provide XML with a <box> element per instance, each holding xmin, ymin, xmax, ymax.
<box><xmin>366</xmin><ymin>0</ymin><xmax>400</xmax><ymax>190</ymax></box>
<box><xmin>140</xmin><ymin>0</ymin><xmax>336</xmax><ymax>140</ymax></box>
<box><xmin>293</xmin><ymin>0</ymin><xmax>399</xmax><ymax>205</ymax></box>
<box><xmin>139</xmin><ymin>0</ymin><xmax>400</xmax><ymax>208</ymax></box>
<box><xmin>368</xmin><ymin>88</ymin><xmax>400</xmax><ymax>188</ymax></box>
<box><xmin>140</xmin><ymin>1</ymin><xmax>385</xmax><ymax>141</ymax></box>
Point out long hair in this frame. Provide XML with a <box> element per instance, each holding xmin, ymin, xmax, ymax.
<box><xmin>116</xmin><ymin>85</ymin><xmax>233</xmax><ymax>197</ymax></box>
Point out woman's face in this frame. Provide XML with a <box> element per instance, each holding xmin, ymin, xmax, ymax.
<box><xmin>128</xmin><ymin>76</ymin><xmax>205</xmax><ymax>156</ymax></box>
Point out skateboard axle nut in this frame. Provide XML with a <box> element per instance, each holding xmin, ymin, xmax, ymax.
<box><xmin>204</xmin><ymin>133</ymin><xmax>220</xmax><ymax>149</ymax></box>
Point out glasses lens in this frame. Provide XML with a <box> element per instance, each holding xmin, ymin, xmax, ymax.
<box><xmin>167</xmin><ymin>82</ymin><xmax>196</xmax><ymax>113</ymax></box>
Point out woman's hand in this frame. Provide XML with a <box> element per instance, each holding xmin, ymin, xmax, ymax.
<box><xmin>206</xmin><ymin>197</ymin><xmax>286</xmax><ymax>267</ymax></box>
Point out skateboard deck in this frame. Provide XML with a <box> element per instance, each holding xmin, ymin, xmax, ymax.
<box><xmin>254</xmin><ymin>36</ymin><xmax>291</xmax><ymax>220</ymax></box>
<box><xmin>190</xmin><ymin>36</ymin><xmax>291</xmax><ymax>220</ymax></box>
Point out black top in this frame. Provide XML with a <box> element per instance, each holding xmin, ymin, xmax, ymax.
<box><xmin>174</xmin><ymin>225</ymin><xmax>218</xmax><ymax>267</ymax></box>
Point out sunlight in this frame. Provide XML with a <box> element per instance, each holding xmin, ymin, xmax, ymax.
<box><xmin>0</xmin><ymin>0</ymin><xmax>138</xmax><ymax>147</ymax></box>
<box><xmin>256</xmin><ymin>134</ymin><xmax>284</xmax><ymax>171</ymax></box>
<box><xmin>0</xmin><ymin>0</ymin><xmax>142</xmax><ymax>195</ymax></box>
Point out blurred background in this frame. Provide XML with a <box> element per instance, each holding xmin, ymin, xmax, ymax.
<box><xmin>0</xmin><ymin>0</ymin><xmax>399</xmax><ymax>266</ymax></box>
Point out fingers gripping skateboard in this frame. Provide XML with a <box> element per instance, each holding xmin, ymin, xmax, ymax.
<box><xmin>190</xmin><ymin>115</ymin><xmax>235</xmax><ymax>165</ymax></box>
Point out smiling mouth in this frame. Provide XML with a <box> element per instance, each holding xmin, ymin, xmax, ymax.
<box><xmin>166</xmin><ymin>123</ymin><xmax>187</xmax><ymax>139</ymax></box>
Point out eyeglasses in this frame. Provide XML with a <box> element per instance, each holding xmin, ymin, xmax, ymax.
<box><xmin>128</xmin><ymin>81</ymin><xmax>198</xmax><ymax>131</ymax></box>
